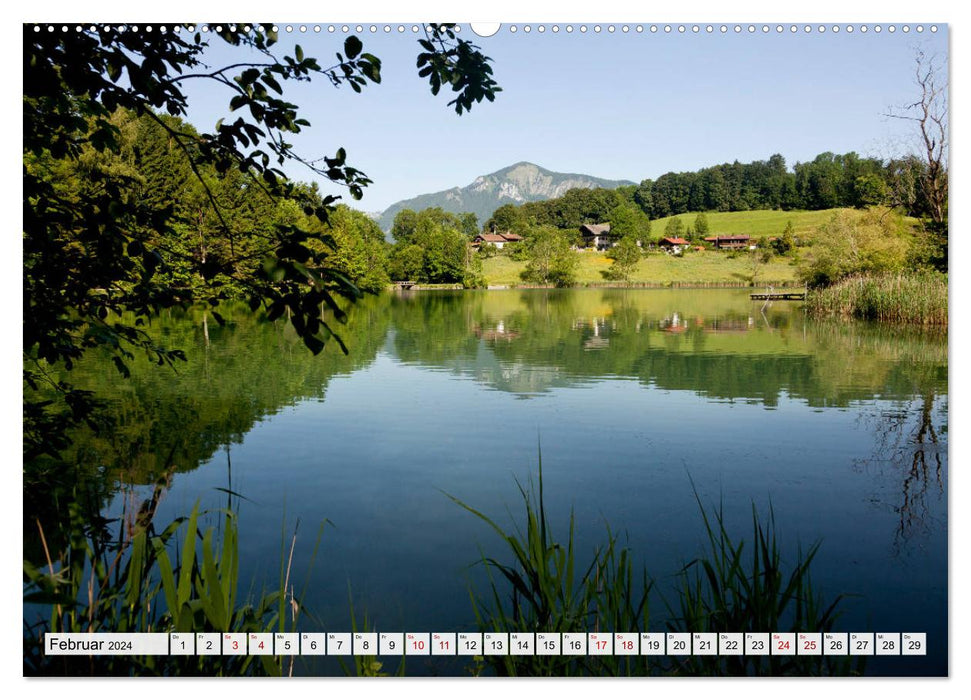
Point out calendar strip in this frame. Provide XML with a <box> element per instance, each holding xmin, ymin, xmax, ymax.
<box><xmin>44</xmin><ymin>632</ymin><xmax>926</xmax><ymax>656</ymax></box>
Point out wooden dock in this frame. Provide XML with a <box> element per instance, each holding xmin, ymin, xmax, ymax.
<box><xmin>750</xmin><ymin>291</ymin><xmax>806</xmax><ymax>301</ymax></box>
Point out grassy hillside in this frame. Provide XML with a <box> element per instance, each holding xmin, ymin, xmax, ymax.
<box><xmin>482</xmin><ymin>250</ymin><xmax>801</xmax><ymax>287</ymax></box>
<box><xmin>480</xmin><ymin>207</ymin><xmax>839</xmax><ymax>287</ymax></box>
<box><xmin>653</xmin><ymin>207</ymin><xmax>921</xmax><ymax>240</ymax></box>
<box><xmin>652</xmin><ymin>208</ymin><xmax>851</xmax><ymax>241</ymax></box>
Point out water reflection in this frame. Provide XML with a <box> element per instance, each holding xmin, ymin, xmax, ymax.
<box><xmin>27</xmin><ymin>288</ymin><xmax>948</xmax><ymax>675</ymax></box>
<box><xmin>48</xmin><ymin>289</ymin><xmax>947</xmax><ymax>486</ymax></box>
<box><xmin>855</xmin><ymin>392</ymin><xmax>947</xmax><ymax>554</ymax></box>
<box><xmin>387</xmin><ymin>290</ymin><xmax>945</xmax><ymax>408</ymax></box>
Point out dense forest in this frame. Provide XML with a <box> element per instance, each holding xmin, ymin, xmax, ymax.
<box><xmin>25</xmin><ymin>107</ymin><xmax>392</xmax><ymax>303</ymax></box>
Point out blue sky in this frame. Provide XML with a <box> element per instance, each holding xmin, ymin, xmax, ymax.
<box><xmin>180</xmin><ymin>23</ymin><xmax>947</xmax><ymax>213</ymax></box>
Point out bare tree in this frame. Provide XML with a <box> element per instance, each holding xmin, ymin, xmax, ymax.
<box><xmin>748</xmin><ymin>245</ymin><xmax>772</xmax><ymax>286</ymax></box>
<box><xmin>885</xmin><ymin>49</ymin><xmax>949</xmax><ymax>232</ymax></box>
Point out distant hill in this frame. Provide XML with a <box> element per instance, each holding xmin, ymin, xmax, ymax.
<box><xmin>376</xmin><ymin>162</ymin><xmax>634</xmax><ymax>233</ymax></box>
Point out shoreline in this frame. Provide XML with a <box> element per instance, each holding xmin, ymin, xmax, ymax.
<box><xmin>390</xmin><ymin>281</ymin><xmax>804</xmax><ymax>291</ymax></box>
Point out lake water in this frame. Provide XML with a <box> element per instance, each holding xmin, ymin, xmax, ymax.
<box><xmin>32</xmin><ymin>289</ymin><xmax>947</xmax><ymax>675</ymax></box>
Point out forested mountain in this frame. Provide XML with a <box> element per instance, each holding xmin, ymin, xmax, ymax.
<box><xmin>376</xmin><ymin>161</ymin><xmax>634</xmax><ymax>232</ymax></box>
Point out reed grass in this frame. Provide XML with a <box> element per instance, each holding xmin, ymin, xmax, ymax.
<box><xmin>27</xmin><ymin>455</ymin><xmax>867</xmax><ymax>678</ymax></box>
<box><xmin>336</xmin><ymin>590</ymin><xmax>406</xmax><ymax>677</ymax></box>
<box><xmin>449</xmin><ymin>454</ymin><xmax>862</xmax><ymax>677</ymax></box>
<box><xmin>664</xmin><ymin>485</ymin><xmax>864</xmax><ymax>676</ymax></box>
<box><xmin>805</xmin><ymin>271</ymin><xmax>947</xmax><ymax>326</ymax></box>
<box><xmin>23</xmin><ymin>480</ymin><xmax>312</xmax><ymax>676</ymax></box>
<box><xmin>445</xmin><ymin>450</ymin><xmax>651</xmax><ymax>676</ymax></box>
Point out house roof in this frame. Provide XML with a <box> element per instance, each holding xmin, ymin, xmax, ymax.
<box><xmin>477</xmin><ymin>231</ymin><xmax>524</xmax><ymax>243</ymax></box>
<box><xmin>580</xmin><ymin>223</ymin><xmax>611</xmax><ymax>236</ymax></box>
<box><xmin>476</xmin><ymin>233</ymin><xmax>509</xmax><ymax>243</ymax></box>
<box><xmin>660</xmin><ymin>237</ymin><xmax>690</xmax><ymax>245</ymax></box>
<box><xmin>704</xmin><ymin>235</ymin><xmax>750</xmax><ymax>242</ymax></box>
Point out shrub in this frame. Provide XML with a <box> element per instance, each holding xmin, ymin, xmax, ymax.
<box><xmin>772</xmin><ymin>222</ymin><xmax>795</xmax><ymax>256</ymax></box>
<box><xmin>477</xmin><ymin>242</ymin><xmax>498</xmax><ymax>259</ymax></box>
<box><xmin>798</xmin><ymin>208</ymin><xmax>909</xmax><ymax>287</ymax></box>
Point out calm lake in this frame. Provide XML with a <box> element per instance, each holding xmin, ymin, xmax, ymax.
<box><xmin>32</xmin><ymin>289</ymin><xmax>948</xmax><ymax>675</ymax></box>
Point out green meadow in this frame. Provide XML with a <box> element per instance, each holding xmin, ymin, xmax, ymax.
<box><xmin>482</xmin><ymin>250</ymin><xmax>801</xmax><ymax>287</ymax></box>
<box><xmin>652</xmin><ymin>207</ymin><xmax>880</xmax><ymax>241</ymax></box>
<box><xmin>655</xmin><ymin>207</ymin><xmax>922</xmax><ymax>240</ymax></box>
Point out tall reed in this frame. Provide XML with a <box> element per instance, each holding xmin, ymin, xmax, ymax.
<box><xmin>449</xmin><ymin>456</ymin><xmax>862</xmax><ymax>677</ymax></box>
<box><xmin>805</xmin><ymin>271</ymin><xmax>947</xmax><ymax>326</ymax></box>
<box><xmin>664</xmin><ymin>485</ymin><xmax>865</xmax><ymax>676</ymax></box>
<box><xmin>23</xmin><ymin>480</ymin><xmax>311</xmax><ymax>676</ymax></box>
<box><xmin>445</xmin><ymin>451</ymin><xmax>652</xmax><ymax>676</ymax></box>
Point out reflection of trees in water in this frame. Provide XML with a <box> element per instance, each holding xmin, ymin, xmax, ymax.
<box><xmin>856</xmin><ymin>392</ymin><xmax>947</xmax><ymax>553</ymax></box>
<box><xmin>25</xmin><ymin>298</ymin><xmax>392</xmax><ymax>553</ymax></box>
<box><xmin>386</xmin><ymin>290</ymin><xmax>947</xmax><ymax>409</ymax></box>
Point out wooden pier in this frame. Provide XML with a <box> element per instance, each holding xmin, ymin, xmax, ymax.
<box><xmin>750</xmin><ymin>291</ymin><xmax>806</xmax><ymax>301</ymax></box>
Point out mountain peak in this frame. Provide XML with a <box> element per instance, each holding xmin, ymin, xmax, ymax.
<box><xmin>378</xmin><ymin>163</ymin><xmax>633</xmax><ymax>232</ymax></box>
<box><xmin>493</xmin><ymin>160</ymin><xmax>543</xmax><ymax>174</ymax></box>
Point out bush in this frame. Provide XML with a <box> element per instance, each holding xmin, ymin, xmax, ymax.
<box><xmin>478</xmin><ymin>242</ymin><xmax>498</xmax><ymax>259</ymax></box>
<box><xmin>772</xmin><ymin>222</ymin><xmax>795</xmax><ymax>256</ymax></box>
<box><xmin>798</xmin><ymin>208</ymin><xmax>910</xmax><ymax>287</ymax></box>
<box><xmin>509</xmin><ymin>241</ymin><xmax>531</xmax><ymax>262</ymax></box>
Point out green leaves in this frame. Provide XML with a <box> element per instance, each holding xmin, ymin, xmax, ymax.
<box><xmin>262</xmin><ymin>72</ymin><xmax>282</xmax><ymax>95</ymax></box>
<box><xmin>344</xmin><ymin>36</ymin><xmax>362</xmax><ymax>59</ymax></box>
<box><xmin>521</xmin><ymin>225</ymin><xmax>580</xmax><ymax>287</ymax></box>
<box><xmin>302</xmin><ymin>332</ymin><xmax>325</xmax><ymax>355</ymax></box>
<box><xmin>415</xmin><ymin>24</ymin><xmax>501</xmax><ymax>115</ymax></box>
<box><xmin>153</xmin><ymin>504</ymin><xmax>201</xmax><ymax>632</ymax></box>
<box><xmin>25</xmin><ymin>497</ymin><xmax>302</xmax><ymax>675</ymax></box>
